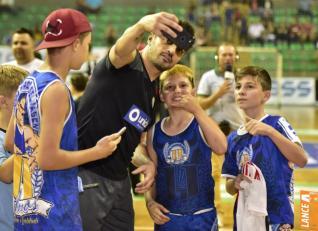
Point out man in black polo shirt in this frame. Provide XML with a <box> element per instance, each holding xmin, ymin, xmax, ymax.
<box><xmin>77</xmin><ymin>12</ymin><xmax>195</xmax><ymax>231</ymax></box>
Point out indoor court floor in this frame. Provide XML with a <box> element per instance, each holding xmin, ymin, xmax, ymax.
<box><xmin>134</xmin><ymin>105</ymin><xmax>318</xmax><ymax>231</ymax></box>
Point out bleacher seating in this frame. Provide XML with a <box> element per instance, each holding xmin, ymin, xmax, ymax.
<box><xmin>0</xmin><ymin>5</ymin><xmax>317</xmax><ymax>77</ymax></box>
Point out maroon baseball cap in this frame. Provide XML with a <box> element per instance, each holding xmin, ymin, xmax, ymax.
<box><xmin>35</xmin><ymin>8</ymin><xmax>92</xmax><ymax>51</ymax></box>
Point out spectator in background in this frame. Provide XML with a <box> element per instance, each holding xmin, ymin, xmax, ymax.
<box><xmin>205</xmin><ymin>2</ymin><xmax>221</xmax><ymax>24</ymax></box>
<box><xmin>262</xmin><ymin>1</ymin><xmax>274</xmax><ymax>24</ymax></box>
<box><xmin>250</xmin><ymin>0</ymin><xmax>261</xmax><ymax>15</ymax></box>
<box><xmin>233</xmin><ymin>7</ymin><xmax>248</xmax><ymax>45</ymax></box>
<box><xmin>186</xmin><ymin>3</ymin><xmax>198</xmax><ymax>25</ymax></box>
<box><xmin>287</xmin><ymin>16</ymin><xmax>316</xmax><ymax>44</ymax></box>
<box><xmin>288</xmin><ymin>17</ymin><xmax>302</xmax><ymax>44</ymax></box>
<box><xmin>204</xmin><ymin>3</ymin><xmax>222</xmax><ymax>46</ymax></box>
<box><xmin>250</xmin><ymin>0</ymin><xmax>273</xmax><ymax>17</ymax></box>
<box><xmin>274</xmin><ymin>22</ymin><xmax>289</xmax><ymax>44</ymax></box>
<box><xmin>4</xmin><ymin>28</ymin><xmax>43</xmax><ymax>73</ymax></box>
<box><xmin>297</xmin><ymin>0</ymin><xmax>313</xmax><ymax>19</ymax></box>
<box><xmin>69</xmin><ymin>72</ymin><xmax>88</xmax><ymax>111</ymax></box>
<box><xmin>199</xmin><ymin>0</ymin><xmax>214</xmax><ymax>6</ymax></box>
<box><xmin>263</xmin><ymin>21</ymin><xmax>276</xmax><ymax>44</ymax></box>
<box><xmin>195</xmin><ymin>16</ymin><xmax>209</xmax><ymax>46</ymax></box>
<box><xmin>248</xmin><ymin>17</ymin><xmax>265</xmax><ymax>44</ymax></box>
<box><xmin>223</xmin><ymin>1</ymin><xmax>234</xmax><ymax>42</ymax></box>
<box><xmin>0</xmin><ymin>0</ymin><xmax>18</xmax><ymax>15</ymax></box>
<box><xmin>239</xmin><ymin>16</ymin><xmax>248</xmax><ymax>45</ymax></box>
<box><xmin>197</xmin><ymin>43</ymin><xmax>244</xmax><ymax>130</ymax></box>
<box><xmin>299</xmin><ymin>18</ymin><xmax>316</xmax><ymax>43</ymax></box>
<box><xmin>104</xmin><ymin>23</ymin><xmax>117</xmax><ymax>47</ymax></box>
<box><xmin>205</xmin><ymin>2</ymin><xmax>221</xmax><ymax>45</ymax></box>
<box><xmin>76</xmin><ymin>0</ymin><xmax>103</xmax><ymax>14</ymax></box>
<box><xmin>233</xmin><ymin>1</ymin><xmax>249</xmax><ymax>45</ymax></box>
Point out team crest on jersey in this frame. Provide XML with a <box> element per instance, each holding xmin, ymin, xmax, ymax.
<box><xmin>163</xmin><ymin>141</ymin><xmax>190</xmax><ymax>164</ymax></box>
<box><xmin>236</xmin><ymin>144</ymin><xmax>254</xmax><ymax>170</ymax></box>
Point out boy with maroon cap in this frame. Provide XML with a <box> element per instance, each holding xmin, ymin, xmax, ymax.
<box><xmin>4</xmin><ymin>8</ymin><xmax>122</xmax><ymax>230</ymax></box>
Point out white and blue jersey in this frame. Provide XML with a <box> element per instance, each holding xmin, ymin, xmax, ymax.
<box><xmin>13</xmin><ymin>71</ymin><xmax>82</xmax><ymax>230</ymax></box>
<box><xmin>152</xmin><ymin>117</ymin><xmax>214</xmax><ymax>214</ymax></box>
<box><xmin>222</xmin><ymin>114</ymin><xmax>302</xmax><ymax>227</ymax></box>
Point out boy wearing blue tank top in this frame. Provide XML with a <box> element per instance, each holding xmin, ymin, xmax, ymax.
<box><xmin>3</xmin><ymin>9</ymin><xmax>123</xmax><ymax>230</ymax></box>
<box><xmin>222</xmin><ymin>66</ymin><xmax>308</xmax><ymax>231</ymax></box>
<box><xmin>145</xmin><ymin>64</ymin><xmax>227</xmax><ymax>231</ymax></box>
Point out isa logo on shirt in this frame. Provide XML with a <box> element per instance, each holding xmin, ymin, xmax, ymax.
<box><xmin>124</xmin><ymin>105</ymin><xmax>150</xmax><ymax>132</ymax></box>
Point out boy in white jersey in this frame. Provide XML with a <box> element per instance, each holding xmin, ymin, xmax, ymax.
<box><xmin>145</xmin><ymin>64</ymin><xmax>227</xmax><ymax>230</ymax></box>
<box><xmin>3</xmin><ymin>9</ymin><xmax>122</xmax><ymax>230</ymax></box>
<box><xmin>222</xmin><ymin>66</ymin><xmax>308</xmax><ymax>231</ymax></box>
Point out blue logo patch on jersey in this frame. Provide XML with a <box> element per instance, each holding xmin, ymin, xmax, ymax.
<box><xmin>124</xmin><ymin>105</ymin><xmax>150</xmax><ymax>132</ymax></box>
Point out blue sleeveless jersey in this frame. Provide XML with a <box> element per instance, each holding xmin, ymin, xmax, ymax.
<box><xmin>13</xmin><ymin>71</ymin><xmax>82</xmax><ymax>230</ymax></box>
<box><xmin>153</xmin><ymin>118</ymin><xmax>214</xmax><ymax>214</ymax></box>
<box><xmin>222</xmin><ymin>114</ymin><xmax>301</xmax><ymax>226</ymax></box>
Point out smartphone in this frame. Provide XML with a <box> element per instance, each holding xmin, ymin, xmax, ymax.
<box><xmin>162</xmin><ymin>27</ymin><xmax>195</xmax><ymax>51</ymax></box>
<box><xmin>118</xmin><ymin>127</ymin><xmax>127</xmax><ymax>136</ymax></box>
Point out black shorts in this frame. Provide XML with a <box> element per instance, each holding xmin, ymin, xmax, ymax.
<box><xmin>79</xmin><ymin>170</ymin><xmax>134</xmax><ymax>231</ymax></box>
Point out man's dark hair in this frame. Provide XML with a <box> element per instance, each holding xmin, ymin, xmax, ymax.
<box><xmin>179</xmin><ymin>20</ymin><xmax>195</xmax><ymax>38</ymax></box>
<box><xmin>162</xmin><ymin>20</ymin><xmax>195</xmax><ymax>51</ymax></box>
<box><xmin>14</xmin><ymin>27</ymin><xmax>35</xmax><ymax>39</ymax></box>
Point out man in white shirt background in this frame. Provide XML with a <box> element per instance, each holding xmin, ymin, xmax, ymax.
<box><xmin>4</xmin><ymin>27</ymin><xmax>43</xmax><ymax>72</ymax></box>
